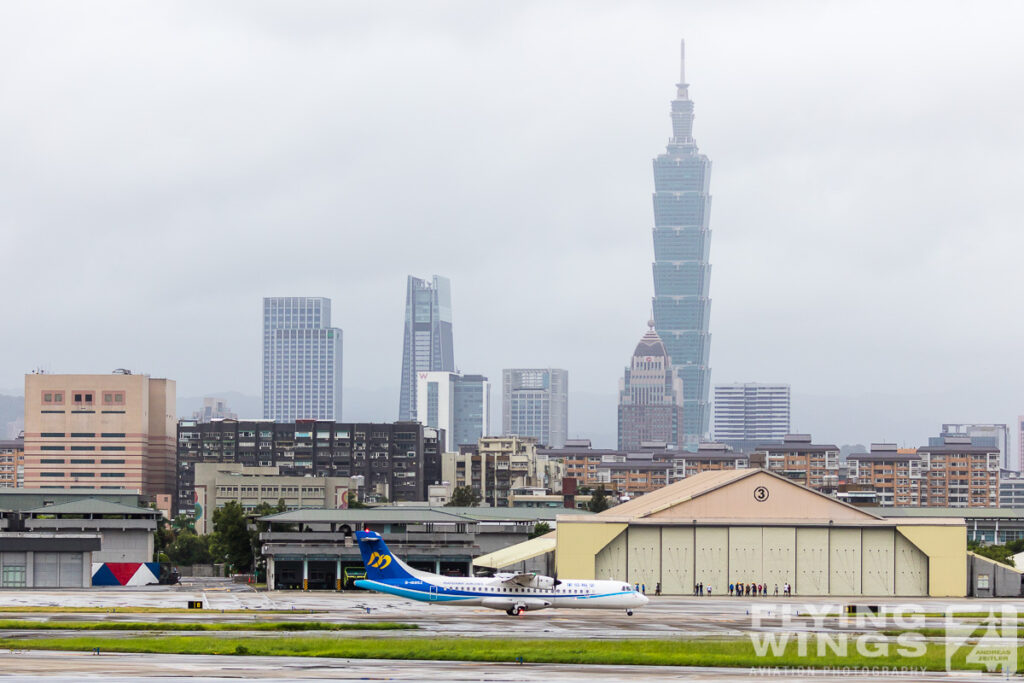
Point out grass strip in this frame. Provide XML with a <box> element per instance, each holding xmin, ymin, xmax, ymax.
<box><xmin>0</xmin><ymin>607</ymin><xmax>318</xmax><ymax>614</ymax></box>
<box><xmin>0</xmin><ymin>620</ymin><xmax>414</xmax><ymax>632</ymax></box>
<box><xmin>0</xmin><ymin>635</ymin><xmax>1016</xmax><ymax>671</ymax></box>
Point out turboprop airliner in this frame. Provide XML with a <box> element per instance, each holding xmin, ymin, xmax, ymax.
<box><xmin>353</xmin><ymin>530</ymin><xmax>648</xmax><ymax>616</ymax></box>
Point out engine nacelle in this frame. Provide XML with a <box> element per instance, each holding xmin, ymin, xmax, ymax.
<box><xmin>532</xmin><ymin>575</ymin><xmax>557</xmax><ymax>590</ymax></box>
<box><xmin>480</xmin><ymin>597</ymin><xmax>552</xmax><ymax>612</ymax></box>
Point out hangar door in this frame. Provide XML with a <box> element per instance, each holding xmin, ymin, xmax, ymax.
<box><xmin>33</xmin><ymin>552</ymin><xmax>83</xmax><ymax>588</ymax></box>
<box><xmin>595</xmin><ymin>531</ymin><xmax>626</xmax><ymax>581</ymax></box>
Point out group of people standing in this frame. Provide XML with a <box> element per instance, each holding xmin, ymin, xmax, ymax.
<box><xmin>728</xmin><ymin>581</ymin><xmax>792</xmax><ymax>596</ymax></box>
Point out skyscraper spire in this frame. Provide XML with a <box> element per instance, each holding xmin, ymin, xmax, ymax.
<box><xmin>677</xmin><ymin>39</ymin><xmax>689</xmax><ymax>99</ymax></box>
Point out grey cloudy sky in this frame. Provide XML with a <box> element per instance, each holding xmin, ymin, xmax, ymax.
<box><xmin>2</xmin><ymin>1</ymin><xmax>1022</xmax><ymax>448</ymax></box>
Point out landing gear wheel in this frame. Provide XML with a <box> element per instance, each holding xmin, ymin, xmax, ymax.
<box><xmin>515</xmin><ymin>607</ymin><xmax>524</xmax><ymax>616</ymax></box>
<box><xmin>626</xmin><ymin>610</ymin><xmax>634</xmax><ymax>616</ymax></box>
<box><xmin>506</xmin><ymin>608</ymin><xmax>515</xmax><ymax>616</ymax></box>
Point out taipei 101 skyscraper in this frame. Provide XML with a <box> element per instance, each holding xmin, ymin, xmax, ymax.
<box><xmin>650</xmin><ymin>40</ymin><xmax>712</xmax><ymax>449</ymax></box>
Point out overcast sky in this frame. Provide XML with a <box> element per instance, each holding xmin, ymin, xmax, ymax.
<box><xmin>2</xmin><ymin>2</ymin><xmax>1022</xmax><ymax>449</ymax></box>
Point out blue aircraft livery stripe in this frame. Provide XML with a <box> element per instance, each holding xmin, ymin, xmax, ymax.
<box><xmin>354</xmin><ymin>579</ymin><xmax>471</xmax><ymax>603</ymax></box>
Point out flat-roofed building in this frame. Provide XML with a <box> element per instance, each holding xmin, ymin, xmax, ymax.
<box><xmin>192</xmin><ymin>463</ymin><xmax>350</xmax><ymax>534</ymax></box>
<box><xmin>0</xmin><ymin>438</ymin><xmax>23</xmax><ymax>488</ymax></box>
<box><xmin>443</xmin><ymin>436</ymin><xmax>563</xmax><ymax>507</ymax></box>
<box><xmin>670</xmin><ymin>443</ymin><xmax>749</xmax><ymax>480</ymax></box>
<box><xmin>847</xmin><ymin>444</ymin><xmax>924</xmax><ymax>507</ymax></box>
<box><xmin>916</xmin><ymin>437</ymin><xmax>1000</xmax><ymax>508</ymax></box>
<box><xmin>751</xmin><ymin>434</ymin><xmax>840</xmax><ymax>494</ymax></box>
<box><xmin>23</xmin><ymin>371</ymin><xmax>175</xmax><ymax>503</ymax></box>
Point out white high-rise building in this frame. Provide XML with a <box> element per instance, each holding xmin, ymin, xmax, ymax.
<box><xmin>713</xmin><ymin>383</ymin><xmax>790</xmax><ymax>447</ymax></box>
<box><xmin>416</xmin><ymin>371</ymin><xmax>489</xmax><ymax>452</ymax></box>
<box><xmin>502</xmin><ymin>368</ymin><xmax>568</xmax><ymax>448</ymax></box>
<box><xmin>262</xmin><ymin>297</ymin><xmax>343</xmax><ymax>422</ymax></box>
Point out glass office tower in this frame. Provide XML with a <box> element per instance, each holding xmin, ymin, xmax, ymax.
<box><xmin>262</xmin><ymin>297</ymin><xmax>343</xmax><ymax>421</ymax></box>
<box><xmin>502</xmin><ymin>368</ymin><xmax>568</xmax><ymax>448</ymax></box>
<box><xmin>399</xmin><ymin>275</ymin><xmax>455</xmax><ymax>421</ymax></box>
<box><xmin>650</xmin><ymin>41</ymin><xmax>712</xmax><ymax>449</ymax></box>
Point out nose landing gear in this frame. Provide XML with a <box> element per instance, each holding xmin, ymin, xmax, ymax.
<box><xmin>626</xmin><ymin>610</ymin><xmax>634</xmax><ymax>616</ymax></box>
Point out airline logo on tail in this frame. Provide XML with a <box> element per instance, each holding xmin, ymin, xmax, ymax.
<box><xmin>366</xmin><ymin>552</ymin><xmax>392</xmax><ymax>570</ymax></box>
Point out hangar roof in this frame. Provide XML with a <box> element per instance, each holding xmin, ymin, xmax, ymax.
<box><xmin>557</xmin><ymin>469</ymin><xmax>963</xmax><ymax>527</ymax></box>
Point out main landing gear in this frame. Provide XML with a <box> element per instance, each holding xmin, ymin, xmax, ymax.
<box><xmin>626</xmin><ymin>610</ymin><xmax>634</xmax><ymax>616</ymax></box>
<box><xmin>506</xmin><ymin>606</ymin><xmax>525</xmax><ymax>616</ymax></box>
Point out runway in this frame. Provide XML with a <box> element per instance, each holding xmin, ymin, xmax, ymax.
<box><xmin>0</xmin><ymin>650</ymin><xmax>995</xmax><ymax>682</ymax></box>
<box><xmin>0</xmin><ymin>584</ymin><xmax>1017</xmax><ymax>680</ymax></box>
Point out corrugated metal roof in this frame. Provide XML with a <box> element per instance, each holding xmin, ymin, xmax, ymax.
<box><xmin>472</xmin><ymin>532</ymin><xmax>557</xmax><ymax>569</ymax></box>
<box><xmin>24</xmin><ymin>499</ymin><xmax>159</xmax><ymax>516</ymax></box>
<box><xmin>597</xmin><ymin>468</ymin><xmax>757</xmax><ymax>519</ymax></box>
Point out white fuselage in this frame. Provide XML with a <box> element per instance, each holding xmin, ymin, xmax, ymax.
<box><xmin>357</xmin><ymin>571</ymin><xmax>649</xmax><ymax>611</ymax></box>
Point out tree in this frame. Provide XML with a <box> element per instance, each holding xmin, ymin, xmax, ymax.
<box><xmin>968</xmin><ymin>540</ymin><xmax>1016</xmax><ymax>567</ymax></box>
<box><xmin>586</xmin><ymin>486</ymin><xmax>611</xmax><ymax>513</ymax></box>
<box><xmin>171</xmin><ymin>514</ymin><xmax>196</xmax><ymax>534</ymax></box>
<box><xmin>211</xmin><ymin>501</ymin><xmax>253</xmax><ymax>572</ymax></box>
<box><xmin>347</xmin><ymin>491</ymin><xmax>368</xmax><ymax>509</ymax></box>
<box><xmin>153</xmin><ymin>515</ymin><xmax>174</xmax><ymax>562</ymax></box>
<box><xmin>167</xmin><ymin>531</ymin><xmax>213</xmax><ymax>565</ymax></box>
<box><xmin>446</xmin><ymin>486</ymin><xmax>481</xmax><ymax>507</ymax></box>
<box><xmin>529</xmin><ymin>521</ymin><xmax>552</xmax><ymax>539</ymax></box>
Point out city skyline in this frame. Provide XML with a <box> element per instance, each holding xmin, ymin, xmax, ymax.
<box><xmin>3</xmin><ymin>4</ymin><xmax>1024</xmax><ymax>452</ymax></box>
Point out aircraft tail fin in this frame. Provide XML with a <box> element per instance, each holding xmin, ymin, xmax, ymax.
<box><xmin>356</xmin><ymin>530</ymin><xmax>416</xmax><ymax>581</ymax></box>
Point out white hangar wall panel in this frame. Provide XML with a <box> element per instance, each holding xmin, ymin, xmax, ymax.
<box><xmin>861</xmin><ymin>528</ymin><xmax>895</xmax><ymax>596</ymax></box>
<box><xmin>829</xmin><ymin>528</ymin><xmax>862</xmax><ymax>596</ymax></box>
<box><xmin>595</xmin><ymin>531</ymin><xmax>627</xmax><ymax>582</ymax></box>
<box><xmin>694</xmin><ymin>526</ymin><xmax>728</xmax><ymax>591</ymax></box>
<box><xmin>763</xmin><ymin>526</ymin><xmax>796</xmax><ymax>590</ymax></box>
<box><xmin>894</xmin><ymin>531</ymin><xmax>929</xmax><ymax>596</ymax></box>
<box><xmin>728</xmin><ymin>527</ymin><xmax>763</xmax><ymax>584</ymax></box>
<box><xmin>660</xmin><ymin>527</ymin><xmax>694</xmax><ymax>595</ymax></box>
<box><xmin>795</xmin><ymin>527</ymin><xmax>829</xmax><ymax>595</ymax></box>
<box><xmin>626</xmin><ymin>527</ymin><xmax>660</xmax><ymax>588</ymax></box>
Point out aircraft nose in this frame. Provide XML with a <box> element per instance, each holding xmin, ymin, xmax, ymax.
<box><xmin>640</xmin><ymin>593</ymin><xmax>649</xmax><ymax>605</ymax></box>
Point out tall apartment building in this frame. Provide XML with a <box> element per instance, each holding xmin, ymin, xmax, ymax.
<box><xmin>650</xmin><ymin>41</ymin><xmax>713</xmax><ymax>448</ymax></box>
<box><xmin>23</xmin><ymin>371</ymin><xmax>176</xmax><ymax>501</ymax></box>
<box><xmin>713</xmin><ymin>383</ymin><xmax>790</xmax><ymax>450</ymax></box>
<box><xmin>398</xmin><ymin>275</ymin><xmax>455</xmax><ymax>422</ymax></box>
<box><xmin>0</xmin><ymin>438</ymin><xmax>24</xmax><ymax>488</ymax></box>
<box><xmin>416</xmin><ymin>372</ymin><xmax>489</xmax><ymax>452</ymax></box>
<box><xmin>931</xmin><ymin>424</ymin><xmax>1012</xmax><ymax>471</ymax></box>
<box><xmin>176</xmin><ymin>420</ymin><xmax>442</xmax><ymax>515</ymax></box>
<box><xmin>502</xmin><ymin>368</ymin><xmax>568</xmax><ymax>448</ymax></box>
<box><xmin>750</xmin><ymin>434</ymin><xmax>840</xmax><ymax>494</ymax></box>
<box><xmin>444</xmin><ymin>436</ymin><xmax>562</xmax><ymax>506</ymax></box>
<box><xmin>617</xmin><ymin>322</ymin><xmax>685</xmax><ymax>450</ymax></box>
<box><xmin>848</xmin><ymin>438</ymin><xmax>1000</xmax><ymax>507</ymax></box>
<box><xmin>846</xmin><ymin>444</ymin><xmax>925</xmax><ymax>507</ymax></box>
<box><xmin>262</xmin><ymin>297</ymin><xmax>343</xmax><ymax>422</ymax></box>
<box><xmin>916</xmin><ymin>437</ymin><xmax>1000</xmax><ymax>507</ymax></box>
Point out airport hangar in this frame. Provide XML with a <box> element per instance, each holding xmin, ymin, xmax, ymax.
<box><xmin>479</xmin><ymin>469</ymin><xmax>969</xmax><ymax>597</ymax></box>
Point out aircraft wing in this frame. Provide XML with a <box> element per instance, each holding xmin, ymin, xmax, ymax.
<box><xmin>496</xmin><ymin>572</ymin><xmax>557</xmax><ymax>588</ymax></box>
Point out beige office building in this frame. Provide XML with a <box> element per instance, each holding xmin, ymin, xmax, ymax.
<box><xmin>23</xmin><ymin>372</ymin><xmax>176</xmax><ymax>502</ymax></box>
<box><xmin>193</xmin><ymin>463</ymin><xmax>350</xmax><ymax>534</ymax></box>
